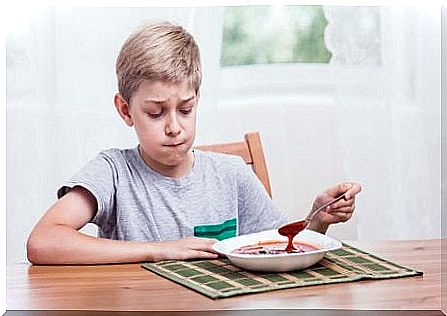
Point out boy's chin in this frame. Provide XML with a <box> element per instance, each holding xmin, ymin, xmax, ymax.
<box><xmin>160</xmin><ymin>150</ymin><xmax>193</xmax><ymax>166</ymax></box>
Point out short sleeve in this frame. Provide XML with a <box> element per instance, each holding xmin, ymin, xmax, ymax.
<box><xmin>235</xmin><ymin>159</ymin><xmax>289</xmax><ymax>235</ymax></box>
<box><xmin>57</xmin><ymin>152</ymin><xmax>117</xmax><ymax>225</ymax></box>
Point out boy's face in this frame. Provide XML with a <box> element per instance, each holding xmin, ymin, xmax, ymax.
<box><xmin>116</xmin><ymin>80</ymin><xmax>198</xmax><ymax>177</ymax></box>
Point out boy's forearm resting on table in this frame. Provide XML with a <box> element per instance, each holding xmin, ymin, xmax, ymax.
<box><xmin>27</xmin><ymin>225</ymin><xmax>154</xmax><ymax>264</ymax></box>
<box><xmin>27</xmin><ymin>225</ymin><xmax>217</xmax><ymax>265</ymax></box>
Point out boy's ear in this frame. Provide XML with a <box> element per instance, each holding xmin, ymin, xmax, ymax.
<box><xmin>114</xmin><ymin>93</ymin><xmax>134</xmax><ymax>127</ymax></box>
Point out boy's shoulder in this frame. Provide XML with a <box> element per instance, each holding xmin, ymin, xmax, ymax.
<box><xmin>96</xmin><ymin>147</ymin><xmax>135</xmax><ymax>162</ymax></box>
<box><xmin>90</xmin><ymin>147</ymin><xmax>137</xmax><ymax>171</ymax></box>
<box><xmin>195</xmin><ymin>149</ymin><xmax>246</xmax><ymax>170</ymax></box>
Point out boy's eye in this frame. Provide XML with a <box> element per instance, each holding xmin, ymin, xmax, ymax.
<box><xmin>179</xmin><ymin>108</ymin><xmax>193</xmax><ymax>115</ymax></box>
<box><xmin>148</xmin><ymin>111</ymin><xmax>163</xmax><ymax>118</ymax></box>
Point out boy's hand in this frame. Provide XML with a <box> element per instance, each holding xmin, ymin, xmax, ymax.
<box><xmin>307</xmin><ymin>182</ymin><xmax>362</xmax><ymax>234</ymax></box>
<box><xmin>151</xmin><ymin>237</ymin><xmax>218</xmax><ymax>262</ymax></box>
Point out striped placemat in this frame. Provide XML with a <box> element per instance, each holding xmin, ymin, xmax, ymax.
<box><xmin>141</xmin><ymin>243</ymin><xmax>422</xmax><ymax>299</ymax></box>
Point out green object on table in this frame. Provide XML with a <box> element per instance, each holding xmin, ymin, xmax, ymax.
<box><xmin>141</xmin><ymin>243</ymin><xmax>423</xmax><ymax>299</ymax></box>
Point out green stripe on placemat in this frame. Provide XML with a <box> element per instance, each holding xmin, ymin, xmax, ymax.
<box><xmin>141</xmin><ymin>243</ymin><xmax>423</xmax><ymax>299</ymax></box>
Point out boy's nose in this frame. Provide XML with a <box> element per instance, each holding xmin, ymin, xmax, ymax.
<box><xmin>165</xmin><ymin>114</ymin><xmax>181</xmax><ymax>136</ymax></box>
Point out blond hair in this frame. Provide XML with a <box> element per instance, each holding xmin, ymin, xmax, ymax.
<box><xmin>116</xmin><ymin>22</ymin><xmax>202</xmax><ymax>103</ymax></box>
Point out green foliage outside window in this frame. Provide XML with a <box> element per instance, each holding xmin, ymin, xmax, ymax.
<box><xmin>221</xmin><ymin>6</ymin><xmax>332</xmax><ymax>66</ymax></box>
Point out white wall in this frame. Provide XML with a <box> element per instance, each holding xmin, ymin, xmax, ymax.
<box><xmin>6</xmin><ymin>6</ymin><xmax>441</xmax><ymax>264</ymax></box>
<box><xmin>443</xmin><ymin>7</ymin><xmax>447</xmax><ymax>240</ymax></box>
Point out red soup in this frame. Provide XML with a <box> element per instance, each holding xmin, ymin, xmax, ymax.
<box><xmin>231</xmin><ymin>240</ymin><xmax>320</xmax><ymax>255</ymax></box>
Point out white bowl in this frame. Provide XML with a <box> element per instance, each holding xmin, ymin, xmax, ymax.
<box><xmin>212</xmin><ymin>229</ymin><xmax>342</xmax><ymax>272</ymax></box>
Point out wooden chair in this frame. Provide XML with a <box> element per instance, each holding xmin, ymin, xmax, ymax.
<box><xmin>195</xmin><ymin>132</ymin><xmax>272</xmax><ymax>198</ymax></box>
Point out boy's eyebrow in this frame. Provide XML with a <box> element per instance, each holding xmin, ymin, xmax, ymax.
<box><xmin>180</xmin><ymin>95</ymin><xmax>196</xmax><ymax>103</ymax></box>
<box><xmin>143</xmin><ymin>99</ymin><xmax>165</xmax><ymax>105</ymax></box>
<box><xmin>143</xmin><ymin>95</ymin><xmax>196</xmax><ymax>105</ymax></box>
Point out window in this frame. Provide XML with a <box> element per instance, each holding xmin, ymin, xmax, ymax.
<box><xmin>221</xmin><ymin>6</ymin><xmax>331</xmax><ymax>66</ymax></box>
<box><xmin>190</xmin><ymin>6</ymin><xmax>383</xmax><ymax>108</ymax></box>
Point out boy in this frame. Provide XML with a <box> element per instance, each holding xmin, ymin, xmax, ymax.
<box><xmin>27</xmin><ymin>22</ymin><xmax>361</xmax><ymax>265</ymax></box>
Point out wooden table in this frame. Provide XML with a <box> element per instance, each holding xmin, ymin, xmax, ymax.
<box><xmin>6</xmin><ymin>240</ymin><xmax>444</xmax><ymax>314</ymax></box>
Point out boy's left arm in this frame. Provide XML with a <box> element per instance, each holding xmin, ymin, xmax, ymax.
<box><xmin>306</xmin><ymin>182</ymin><xmax>362</xmax><ymax>234</ymax></box>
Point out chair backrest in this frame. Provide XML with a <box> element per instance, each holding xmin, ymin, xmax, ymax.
<box><xmin>195</xmin><ymin>132</ymin><xmax>272</xmax><ymax>198</ymax></box>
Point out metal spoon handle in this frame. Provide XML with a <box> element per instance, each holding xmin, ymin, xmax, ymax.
<box><xmin>306</xmin><ymin>193</ymin><xmax>347</xmax><ymax>222</ymax></box>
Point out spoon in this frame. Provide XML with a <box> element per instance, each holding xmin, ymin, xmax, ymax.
<box><xmin>278</xmin><ymin>193</ymin><xmax>347</xmax><ymax>253</ymax></box>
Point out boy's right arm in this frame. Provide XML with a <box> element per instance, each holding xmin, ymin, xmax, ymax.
<box><xmin>26</xmin><ymin>186</ymin><xmax>218</xmax><ymax>265</ymax></box>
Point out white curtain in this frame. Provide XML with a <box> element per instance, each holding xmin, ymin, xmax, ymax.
<box><xmin>6</xmin><ymin>6</ymin><xmax>441</xmax><ymax>264</ymax></box>
<box><xmin>324</xmin><ymin>6</ymin><xmax>441</xmax><ymax>240</ymax></box>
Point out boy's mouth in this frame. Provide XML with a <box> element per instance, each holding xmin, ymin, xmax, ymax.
<box><xmin>163</xmin><ymin>142</ymin><xmax>184</xmax><ymax>148</ymax></box>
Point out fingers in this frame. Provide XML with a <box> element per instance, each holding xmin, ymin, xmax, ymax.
<box><xmin>173</xmin><ymin>250</ymin><xmax>219</xmax><ymax>261</ymax></box>
<box><xmin>186</xmin><ymin>237</ymin><xmax>217</xmax><ymax>250</ymax></box>
<box><xmin>329</xmin><ymin>196</ymin><xmax>355</xmax><ymax>210</ymax></box>
<box><xmin>322</xmin><ymin>202</ymin><xmax>355</xmax><ymax>224</ymax></box>
<box><xmin>189</xmin><ymin>250</ymin><xmax>219</xmax><ymax>259</ymax></box>
<box><xmin>174</xmin><ymin>238</ymin><xmax>217</xmax><ymax>257</ymax></box>
<box><xmin>344</xmin><ymin>182</ymin><xmax>362</xmax><ymax>200</ymax></box>
<box><xmin>328</xmin><ymin>203</ymin><xmax>355</xmax><ymax>212</ymax></box>
<box><xmin>182</xmin><ymin>238</ymin><xmax>219</xmax><ymax>259</ymax></box>
<box><xmin>328</xmin><ymin>211</ymin><xmax>352</xmax><ymax>223</ymax></box>
<box><xmin>325</xmin><ymin>182</ymin><xmax>348</xmax><ymax>197</ymax></box>
<box><xmin>325</xmin><ymin>182</ymin><xmax>362</xmax><ymax>200</ymax></box>
<box><xmin>156</xmin><ymin>237</ymin><xmax>220</xmax><ymax>261</ymax></box>
<box><xmin>326</xmin><ymin>204</ymin><xmax>355</xmax><ymax>221</ymax></box>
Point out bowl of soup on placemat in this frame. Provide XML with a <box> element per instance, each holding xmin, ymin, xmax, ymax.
<box><xmin>213</xmin><ymin>229</ymin><xmax>342</xmax><ymax>272</ymax></box>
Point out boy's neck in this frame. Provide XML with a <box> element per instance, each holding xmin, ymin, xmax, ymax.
<box><xmin>138</xmin><ymin>146</ymin><xmax>195</xmax><ymax>179</ymax></box>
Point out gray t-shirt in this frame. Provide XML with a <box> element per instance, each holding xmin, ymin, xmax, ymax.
<box><xmin>58</xmin><ymin>147</ymin><xmax>289</xmax><ymax>241</ymax></box>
